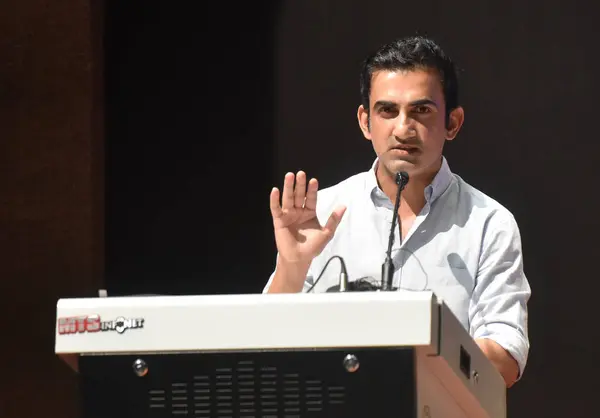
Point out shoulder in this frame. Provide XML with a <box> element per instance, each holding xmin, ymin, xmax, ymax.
<box><xmin>314</xmin><ymin>170</ymin><xmax>371</xmax><ymax>220</ymax></box>
<box><xmin>317</xmin><ymin>170</ymin><xmax>370</xmax><ymax>200</ymax></box>
<box><xmin>453</xmin><ymin>174</ymin><xmax>521</xmax><ymax>234</ymax></box>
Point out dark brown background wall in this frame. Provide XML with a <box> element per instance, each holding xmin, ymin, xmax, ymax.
<box><xmin>1</xmin><ymin>1</ymin><xmax>599</xmax><ymax>417</ymax></box>
<box><xmin>0</xmin><ymin>1</ymin><xmax>103</xmax><ymax>417</ymax></box>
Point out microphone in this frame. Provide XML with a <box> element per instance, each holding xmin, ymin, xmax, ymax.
<box><xmin>381</xmin><ymin>171</ymin><xmax>409</xmax><ymax>291</ymax></box>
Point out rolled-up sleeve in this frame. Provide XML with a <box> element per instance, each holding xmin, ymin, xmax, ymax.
<box><xmin>469</xmin><ymin>212</ymin><xmax>531</xmax><ymax>378</ymax></box>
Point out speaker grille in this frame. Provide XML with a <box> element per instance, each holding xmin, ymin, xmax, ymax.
<box><xmin>147</xmin><ymin>360</ymin><xmax>345</xmax><ymax>417</ymax></box>
<box><xmin>81</xmin><ymin>348</ymin><xmax>417</xmax><ymax>418</ymax></box>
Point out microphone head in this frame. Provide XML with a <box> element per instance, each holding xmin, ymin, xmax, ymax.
<box><xmin>396</xmin><ymin>171</ymin><xmax>409</xmax><ymax>187</ymax></box>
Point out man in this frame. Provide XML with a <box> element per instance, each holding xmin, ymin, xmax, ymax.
<box><xmin>263</xmin><ymin>35</ymin><xmax>530</xmax><ymax>387</ymax></box>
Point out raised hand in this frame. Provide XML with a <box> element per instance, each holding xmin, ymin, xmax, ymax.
<box><xmin>269</xmin><ymin>171</ymin><xmax>346</xmax><ymax>266</ymax></box>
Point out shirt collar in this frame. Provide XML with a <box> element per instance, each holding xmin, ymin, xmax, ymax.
<box><xmin>367</xmin><ymin>156</ymin><xmax>453</xmax><ymax>207</ymax></box>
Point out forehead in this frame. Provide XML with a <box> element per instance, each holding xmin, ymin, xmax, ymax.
<box><xmin>370</xmin><ymin>68</ymin><xmax>444</xmax><ymax>106</ymax></box>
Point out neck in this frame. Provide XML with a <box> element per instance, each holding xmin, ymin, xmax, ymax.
<box><xmin>376</xmin><ymin>158</ymin><xmax>442</xmax><ymax>216</ymax></box>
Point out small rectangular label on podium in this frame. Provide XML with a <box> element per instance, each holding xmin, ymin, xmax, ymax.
<box><xmin>57</xmin><ymin>315</ymin><xmax>145</xmax><ymax>335</ymax></box>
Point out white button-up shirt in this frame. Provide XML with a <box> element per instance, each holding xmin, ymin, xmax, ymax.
<box><xmin>264</xmin><ymin>157</ymin><xmax>531</xmax><ymax>376</ymax></box>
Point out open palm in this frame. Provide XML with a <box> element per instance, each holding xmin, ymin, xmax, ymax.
<box><xmin>270</xmin><ymin>171</ymin><xmax>346</xmax><ymax>264</ymax></box>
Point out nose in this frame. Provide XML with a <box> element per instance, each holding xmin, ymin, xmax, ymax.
<box><xmin>392</xmin><ymin>110</ymin><xmax>416</xmax><ymax>140</ymax></box>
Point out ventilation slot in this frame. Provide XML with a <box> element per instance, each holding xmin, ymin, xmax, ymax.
<box><xmin>147</xmin><ymin>359</ymin><xmax>346</xmax><ymax>417</ymax></box>
<box><xmin>283</xmin><ymin>372</ymin><xmax>300</xmax><ymax>416</ymax></box>
<box><xmin>193</xmin><ymin>375</ymin><xmax>211</xmax><ymax>418</ymax></box>
<box><xmin>171</xmin><ymin>382</ymin><xmax>189</xmax><ymax>415</ymax></box>
<box><xmin>305</xmin><ymin>379</ymin><xmax>323</xmax><ymax>413</ymax></box>
<box><xmin>238</xmin><ymin>360</ymin><xmax>256</xmax><ymax>417</ymax></box>
<box><xmin>149</xmin><ymin>388</ymin><xmax>166</xmax><ymax>410</ymax></box>
<box><xmin>216</xmin><ymin>367</ymin><xmax>233</xmax><ymax>417</ymax></box>
<box><xmin>328</xmin><ymin>386</ymin><xmax>345</xmax><ymax>405</ymax></box>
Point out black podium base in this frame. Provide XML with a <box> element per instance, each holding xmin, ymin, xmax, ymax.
<box><xmin>79</xmin><ymin>347</ymin><xmax>417</xmax><ymax>418</ymax></box>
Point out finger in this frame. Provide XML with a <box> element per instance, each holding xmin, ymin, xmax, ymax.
<box><xmin>269</xmin><ymin>187</ymin><xmax>283</xmax><ymax>218</ymax></box>
<box><xmin>281</xmin><ymin>172</ymin><xmax>295</xmax><ymax>210</ymax></box>
<box><xmin>294</xmin><ymin>171</ymin><xmax>307</xmax><ymax>208</ymax></box>
<box><xmin>304</xmin><ymin>178</ymin><xmax>319</xmax><ymax>210</ymax></box>
<box><xmin>323</xmin><ymin>205</ymin><xmax>347</xmax><ymax>235</ymax></box>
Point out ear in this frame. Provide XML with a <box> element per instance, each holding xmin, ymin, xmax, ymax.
<box><xmin>357</xmin><ymin>105</ymin><xmax>372</xmax><ymax>140</ymax></box>
<box><xmin>445</xmin><ymin>106</ymin><xmax>465</xmax><ymax>141</ymax></box>
<box><xmin>446</xmin><ymin>106</ymin><xmax>465</xmax><ymax>141</ymax></box>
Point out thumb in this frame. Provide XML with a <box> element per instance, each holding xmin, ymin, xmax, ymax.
<box><xmin>323</xmin><ymin>205</ymin><xmax>347</xmax><ymax>236</ymax></box>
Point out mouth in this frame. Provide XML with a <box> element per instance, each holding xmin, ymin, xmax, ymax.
<box><xmin>390</xmin><ymin>145</ymin><xmax>420</xmax><ymax>154</ymax></box>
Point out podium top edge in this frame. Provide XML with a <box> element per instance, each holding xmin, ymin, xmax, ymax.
<box><xmin>57</xmin><ymin>290</ymin><xmax>438</xmax><ymax>308</ymax></box>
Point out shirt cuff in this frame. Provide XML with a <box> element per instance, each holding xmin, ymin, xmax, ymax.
<box><xmin>473</xmin><ymin>322</ymin><xmax>529</xmax><ymax>380</ymax></box>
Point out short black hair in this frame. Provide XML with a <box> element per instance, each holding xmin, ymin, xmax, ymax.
<box><xmin>359</xmin><ymin>36</ymin><xmax>459</xmax><ymax>124</ymax></box>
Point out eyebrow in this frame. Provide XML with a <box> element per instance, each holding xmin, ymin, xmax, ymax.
<box><xmin>373</xmin><ymin>99</ymin><xmax>438</xmax><ymax>109</ymax></box>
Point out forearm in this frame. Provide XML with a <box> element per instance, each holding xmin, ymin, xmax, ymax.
<box><xmin>475</xmin><ymin>338</ymin><xmax>519</xmax><ymax>388</ymax></box>
<box><xmin>267</xmin><ymin>259</ymin><xmax>311</xmax><ymax>293</ymax></box>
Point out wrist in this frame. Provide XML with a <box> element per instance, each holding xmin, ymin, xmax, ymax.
<box><xmin>268</xmin><ymin>258</ymin><xmax>311</xmax><ymax>293</ymax></box>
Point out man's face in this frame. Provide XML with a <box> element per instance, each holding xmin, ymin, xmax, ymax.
<box><xmin>358</xmin><ymin>68</ymin><xmax>463</xmax><ymax>183</ymax></box>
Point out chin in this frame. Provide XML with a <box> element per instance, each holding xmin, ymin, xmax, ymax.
<box><xmin>385</xmin><ymin>159</ymin><xmax>417</xmax><ymax>175</ymax></box>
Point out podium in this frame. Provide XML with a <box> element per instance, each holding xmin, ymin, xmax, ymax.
<box><xmin>55</xmin><ymin>291</ymin><xmax>506</xmax><ymax>417</ymax></box>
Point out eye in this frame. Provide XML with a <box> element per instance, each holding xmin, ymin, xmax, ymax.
<box><xmin>379</xmin><ymin>106</ymin><xmax>398</xmax><ymax>117</ymax></box>
<box><xmin>413</xmin><ymin>105</ymin><xmax>431</xmax><ymax>114</ymax></box>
